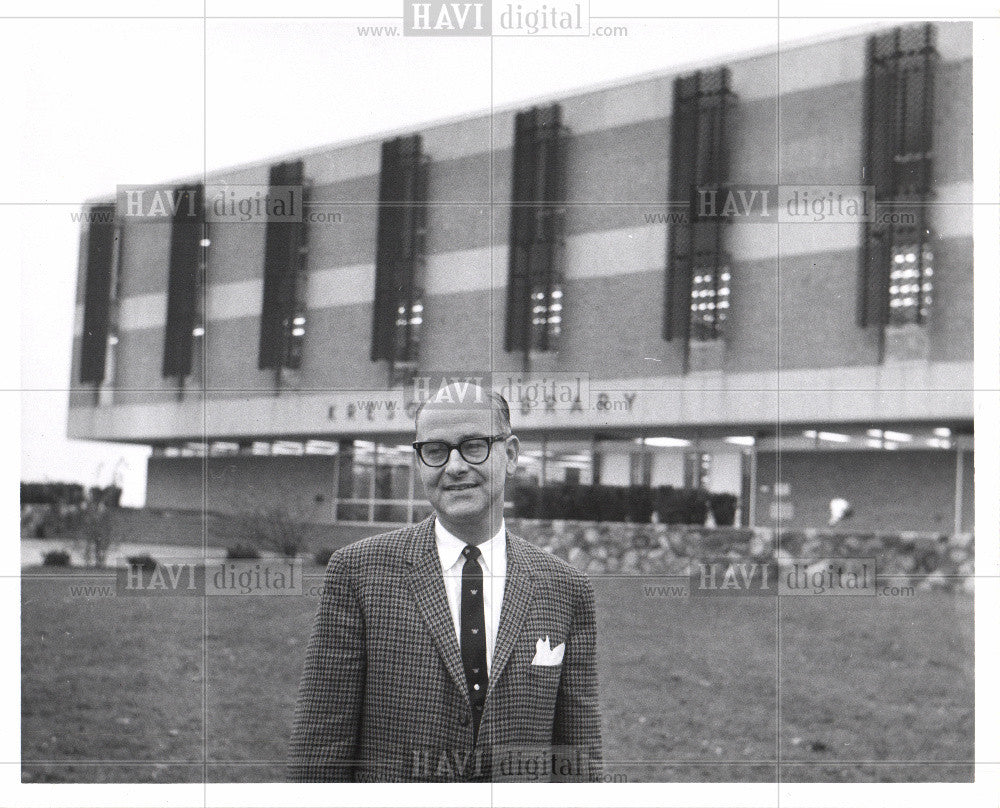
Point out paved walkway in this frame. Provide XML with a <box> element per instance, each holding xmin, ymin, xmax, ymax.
<box><xmin>21</xmin><ymin>539</ymin><xmax>248</xmax><ymax>568</ymax></box>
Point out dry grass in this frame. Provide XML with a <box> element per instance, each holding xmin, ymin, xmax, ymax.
<box><xmin>21</xmin><ymin>566</ymin><xmax>973</xmax><ymax>782</ymax></box>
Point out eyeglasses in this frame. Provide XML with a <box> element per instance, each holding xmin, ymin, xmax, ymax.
<box><xmin>412</xmin><ymin>435</ymin><xmax>509</xmax><ymax>467</ymax></box>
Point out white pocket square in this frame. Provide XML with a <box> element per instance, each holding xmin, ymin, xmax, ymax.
<box><xmin>531</xmin><ymin>635</ymin><xmax>565</xmax><ymax>666</ymax></box>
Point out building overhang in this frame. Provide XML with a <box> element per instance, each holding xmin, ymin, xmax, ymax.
<box><xmin>67</xmin><ymin>360</ymin><xmax>974</xmax><ymax>445</ymax></box>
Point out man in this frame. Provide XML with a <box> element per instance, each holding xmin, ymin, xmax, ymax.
<box><xmin>288</xmin><ymin>384</ymin><xmax>602</xmax><ymax>782</ymax></box>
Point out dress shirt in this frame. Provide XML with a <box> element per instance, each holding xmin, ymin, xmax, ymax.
<box><xmin>435</xmin><ymin>518</ymin><xmax>507</xmax><ymax>675</ymax></box>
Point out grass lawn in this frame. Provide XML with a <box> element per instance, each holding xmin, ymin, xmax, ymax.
<box><xmin>21</xmin><ymin>565</ymin><xmax>973</xmax><ymax>783</ymax></box>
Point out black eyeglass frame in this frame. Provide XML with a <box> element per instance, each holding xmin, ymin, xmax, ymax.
<box><xmin>411</xmin><ymin>434</ymin><xmax>511</xmax><ymax>467</ymax></box>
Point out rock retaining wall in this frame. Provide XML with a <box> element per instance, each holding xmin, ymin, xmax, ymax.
<box><xmin>509</xmin><ymin>520</ymin><xmax>974</xmax><ymax>592</ymax></box>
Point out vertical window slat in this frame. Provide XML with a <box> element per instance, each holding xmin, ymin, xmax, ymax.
<box><xmin>79</xmin><ymin>204</ymin><xmax>117</xmax><ymax>384</ymax></box>
<box><xmin>665</xmin><ymin>68</ymin><xmax>734</xmax><ymax>345</ymax></box>
<box><xmin>162</xmin><ymin>184</ymin><xmax>204</xmax><ymax>378</ymax></box>
<box><xmin>860</xmin><ymin>23</ymin><xmax>937</xmax><ymax>328</ymax></box>
<box><xmin>258</xmin><ymin>160</ymin><xmax>308</xmax><ymax>371</ymax></box>
<box><xmin>506</xmin><ymin>103</ymin><xmax>566</xmax><ymax>355</ymax></box>
<box><xmin>371</xmin><ymin>134</ymin><xmax>427</xmax><ymax>369</ymax></box>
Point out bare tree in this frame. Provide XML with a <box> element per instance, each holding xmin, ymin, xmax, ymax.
<box><xmin>73</xmin><ymin>486</ymin><xmax>121</xmax><ymax>568</ymax></box>
<box><xmin>222</xmin><ymin>486</ymin><xmax>327</xmax><ymax>558</ymax></box>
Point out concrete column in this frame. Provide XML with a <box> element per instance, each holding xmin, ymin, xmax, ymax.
<box><xmin>953</xmin><ymin>445</ymin><xmax>965</xmax><ymax>536</ymax></box>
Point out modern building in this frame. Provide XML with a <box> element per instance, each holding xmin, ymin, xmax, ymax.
<box><xmin>69</xmin><ymin>21</ymin><xmax>974</xmax><ymax>533</ymax></box>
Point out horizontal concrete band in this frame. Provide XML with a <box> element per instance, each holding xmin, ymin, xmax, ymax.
<box><xmin>67</xmin><ymin>361</ymin><xmax>974</xmax><ymax>444</ymax></box>
<box><xmin>75</xmin><ymin>185</ymin><xmax>973</xmax><ymax>337</ymax></box>
<box><xmin>85</xmin><ymin>26</ymin><xmax>970</xmax><ymax>194</ymax></box>
<box><xmin>83</xmin><ymin>49</ymin><xmax>972</xmax><ymax>303</ymax></box>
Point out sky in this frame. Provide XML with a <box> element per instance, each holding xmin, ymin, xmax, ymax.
<box><xmin>11</xmin><ymin>4</ymin><xmax>900</xmax><ymax>506</ymax></box>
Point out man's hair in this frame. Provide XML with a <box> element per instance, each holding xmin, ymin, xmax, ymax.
<box><xmin>414</xmin><ymin>387</ymin><xmax>512</xmax><ymax>436</ymax></box>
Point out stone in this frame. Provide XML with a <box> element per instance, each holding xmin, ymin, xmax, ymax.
<box><xmin>506</xmin><ymin>519</ymin><xmax>971</xmax><ymax>592</ymax></box>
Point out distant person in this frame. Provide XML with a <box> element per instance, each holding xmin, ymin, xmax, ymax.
<box><xmin>288</xmin><ymin>384</ymin><xmax>602</xmax><ymax>782</ymax></box>
<box><xmin>829</xmin><ymin>497</ymin><xmax>854</xmax><ymax>526</ymax></box>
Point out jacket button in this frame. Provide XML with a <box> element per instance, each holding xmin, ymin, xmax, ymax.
<box><xmin>459</xmin><ymin>712</ymin><xmax>470</xmax><ymax>726</ymax></box>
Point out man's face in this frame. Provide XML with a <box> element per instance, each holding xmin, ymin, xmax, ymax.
<box><xmin>415</xmin><ymin>403</ymin><xmax>518</xmax><ymax>533</ymax></box>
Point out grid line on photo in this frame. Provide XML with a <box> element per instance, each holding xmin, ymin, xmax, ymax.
<box><xmin>15</xmin><ymin>3</ymin><xmax>983</xmax><ymax>800</ymax></box>
<box><xmin>201</xmin><ymin>8</ymin><xmax>209</xmax><ymax>797</ymax></box>
<box><xmin>14</xmin><ymin>756</ymin><xmax>989</xmax><ymax>764</ymax></box>
<box><xmin>13</xmin><ymin>570</ymin><xmax>991</xmax><ymax>581</ymax></box>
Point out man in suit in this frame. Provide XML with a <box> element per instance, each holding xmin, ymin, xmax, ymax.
<box><xmin>288</xmin><ymin>384</ymin><xmax>602</xmax><ymax>782</ymax></box>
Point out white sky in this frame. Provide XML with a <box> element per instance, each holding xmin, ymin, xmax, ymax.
<box><xmin>6</xmin><ymin>3</ymin><xmax>956</xmax><ymax>506</ymax></box>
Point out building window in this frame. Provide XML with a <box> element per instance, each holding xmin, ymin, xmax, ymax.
<box><xmin>664</xmin><ymin>68</ymin><xmax>735</xmax><ymax>350</ymax></box>
<box><xmin>334</xmin><ymin>440</ymin><xmax>421</xmax><ymax>523</ymax></box>
<box><xmin>189</xmin><ymin>232</ymin><xmax>209</xmax><ymax>385</ymax></box>
<box><xmin>78</xmin><ymin>204</ymin><xmax>118</xmax><ymax>385</ymax></box>
<box><xmin>506</xmin><ymin>104</ymin><xmax>567</xmax><ymax>356</ymax></box>
<box><xmin>394</xmin><ymin>300</ymin><xmax>423</xmax><ymax>352</ymax></box>
<box><xmin>513</xmin><ymin>438</ymin><xmax>595</xmax><ymax>489</ymax></box>
<box><xmin>371</xmin><ymin>134</ymin><xmax>428</xmax><ymax>383</ymax></box>
<box><xmin>684</xmin><ymin>451</ymin><xmax>712</xmax><ymax>489</ymax></box>
<box><xmin>859</xmin><ymin>23</ymin><xmax>937</xmax><ymax>330</ymax></box>
<box><xmin>629</xmin><ymin>451</ymin><xmax>652</xmax><ymax>487</ymax></box>
<box><xmin>162</xmin><ymin>184</ymin><xmax>204</xmax><ymax>380</ymax></box>
<box><xmin>889</xmin><ymin>243</ymin><xmax>933</xmax><ymax>325</ymax></box>
<box><xmin>258</xmin><ymin>160</ymin><xmax>309</xmax><ymax>373</ymax></box>
<box><xmin>531</xmin><ymin>285</ymin><xmax>562</xmax><ymax>343</ymax></box>
<box><xmin>100</xmin><ymin>217</ymin><xmax>126</xmax><ymax>406</ymax></box>
<box><xmin>689</xmin><ymin>264</ymin><xmax>731</xmax><ymax>341</ymax></box>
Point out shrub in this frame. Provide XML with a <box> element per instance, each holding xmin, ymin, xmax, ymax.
<box><xmin>226</xmin><ymin>544</ymin><xmax>261</xmax><ymax>560</ymax></box>
<box><xmin>275</xmin><ymin>540</ymin><xmax>301</xmax><ymax>558</ymax></box>
<box><xmin>708</xmin><ymin>493</ymin><xmax>739</xmax><ymax>527</ymax></box>
<box><xmin>42</xmin><ymin>550</ymin><xmax>71</xmax><ymax>567</ymax></box>
<box><xmin>509</xmin><ymin>480</ymin><xmax>742</xmax><ymax>525</ymax></box>
<box><xmin>510</xmin><ymin>479</ymin><xmax>539</xmax><ymax>517</ymax></box>
<box><xmin>653</xmin><ymin>486</ymin><xmax>709</xmax><ymax>525</ymax></box>
<box><xmin>21</xmin><ymin>482</ymin><xmax>86</xmax><ymax>506</ymax></box>
<box><xmin>214</xmin><ymin>485</ymin><xmax>333</xmax><ymax>560</ymax></box>
<box><xmin>313</xmin><ymin>548</ymin><xmax>335</xmax><ymax>566</ymax></box>
<box><xmin>126</xmin><ymin>554</ymin><xmax>158</xmax><ymax>572</ymax></box>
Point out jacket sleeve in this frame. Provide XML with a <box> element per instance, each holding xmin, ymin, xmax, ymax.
<box><xmin>551</xmin><ymin>573</ymin><xmax>603</xmax><ymax>782</ymax></box>
<box><xmin>287</xmin><ymin>550</ymin><xmax>366</xmax><ymax>781</ymax></box>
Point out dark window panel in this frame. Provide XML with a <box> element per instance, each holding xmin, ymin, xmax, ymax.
<box><xmin>258</xmin><ymin>160</ymin><xmax>307</xmax><ymax>370</ymax></box>
<box><xmin>79</xmin><ymin>204</ymin><xmax>117</xmax><ymax>384</ymax></box>
<box><xmin>372</xmin><ymin>134</ymin><xmax>427</xmax><ymax>368</ymax></box>
<box><xmin>860</xmin><ymin>23</ymin><xmax>937</xmax><ymax>328</ymax></box>
<box><xmin>162</xmin><ymin>184</ymin><xmax>204</xmax><ymax>378</ymax></box>
<box><xmin>505</xmin><ymin>104</ymin><xmax>567</xmax><ymax>354</ymax></box>
<box><xmin>664</xmin><ymin>68</ymin><xmax>734</xmax><ymax>345</ymax></box>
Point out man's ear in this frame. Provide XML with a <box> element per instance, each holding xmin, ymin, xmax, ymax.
<box><xmin>504</xmin><ymin>435</ymin><xmax>519</xmax><ymax>474</ymax></box>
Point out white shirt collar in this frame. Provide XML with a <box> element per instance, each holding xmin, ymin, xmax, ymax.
<box><xmin>434</xmin><ymin>517</ymin><xmax>506</xmax><ymax>574</ymax></box>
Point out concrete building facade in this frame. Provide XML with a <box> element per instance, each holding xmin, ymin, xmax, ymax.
<box><xmin>68</xmin><ymin>21</ymin><xmax>974</xmax><ymax>532</ymax></box>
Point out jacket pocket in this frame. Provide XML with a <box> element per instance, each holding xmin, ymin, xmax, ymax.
<box><xmin>527</xmin><ymin>661</ymin><xmax>563</xmax><ymax>677</ymax></box>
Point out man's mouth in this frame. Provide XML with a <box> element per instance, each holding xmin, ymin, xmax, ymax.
<box><xmin>443</xmin><ymin>482</ymin><xmax>479</xmax><ymax>491</ymax></box>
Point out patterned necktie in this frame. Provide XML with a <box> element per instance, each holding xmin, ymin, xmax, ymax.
<box><xmin>460</xmin><ymin>543</ymin><xmax>488</xmax><ymax>742</ymax></box>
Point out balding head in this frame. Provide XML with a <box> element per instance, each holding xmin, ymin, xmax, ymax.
<box><xmin>414</xmin><ymin>383</ymin><xmax>512</xmax><ymax>437</ymax></box>
<box><xmin>412</xmin><ymin>382</ymin><xmax>518</xmax><ymax>543</ymax></box>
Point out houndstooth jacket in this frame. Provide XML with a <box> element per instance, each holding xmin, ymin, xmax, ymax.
<box><xmin>287</xmin><ymin>515</ymin><xmax>602</xmax><ymax>782</ymax></box>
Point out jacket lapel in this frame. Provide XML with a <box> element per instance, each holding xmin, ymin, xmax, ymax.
<box><xmin>403</xmin><ymin>516</ymin><xmax>470</xmax><ymax>705</ymax></box>
<box><xmin>487</xmin><ymin>530</ymin><xmax>535</xmax><ymax>693</ymax></box>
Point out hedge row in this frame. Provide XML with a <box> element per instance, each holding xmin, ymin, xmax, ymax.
<box><xmin>509</xmin><ymin>481</ymin><xmax>738</xmax><ymax>525</ymax></box>
<box><xmin>508</xmin><ymin>519</ymin><xmax>974</xmax><ymax>592</ymax></box>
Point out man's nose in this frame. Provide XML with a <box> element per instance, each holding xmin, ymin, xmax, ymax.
<box><xmin>443</xmin><ymin>446</ymin><xmax>470</xmax><ymax>473</ymax></box>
